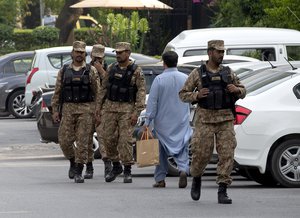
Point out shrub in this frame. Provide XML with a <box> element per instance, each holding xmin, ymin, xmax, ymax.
<box><xmin>32</xmin><ymin>26</ymin><xmax>59</xmax><ymax>47</ymax></box>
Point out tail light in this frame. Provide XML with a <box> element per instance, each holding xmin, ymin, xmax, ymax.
<box><xmin>40</xmin><ymin>99</ymin><xmax>49</xmax><ymax>113</ymax></box>
<box><xmin>26</xmin><ymin>67</ymin><xmax>39</xmax><ymax>84</ymax></box>
<box><xmin>234</xmin><ymin>105</ymin><xmax>251</xmax><ymax>125</ymax></box>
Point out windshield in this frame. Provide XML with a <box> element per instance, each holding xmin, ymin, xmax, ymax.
<box><xmin>243</xmin><ymin>70</ymin><xmax>296</xmax><ymax>94</ymax></box>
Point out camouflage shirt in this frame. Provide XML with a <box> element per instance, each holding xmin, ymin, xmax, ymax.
<box><xmin>51</xmin><ymin>62</ymin><xmax>101</xmax><ymax>115</ymax></box>
<box><xmin>179</xmin><ymin>64</ymin><xmax>246</xmax><ymax>123</ymax></box>
<box><xmin>98</xmin><ymin>61</ymin><xmax>146</xmax><ymax>116</ymax></box>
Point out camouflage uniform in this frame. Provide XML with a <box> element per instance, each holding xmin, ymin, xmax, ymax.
<box><xmin>51</xmin><ymin>42</ymin><xmax>100</xmax><ymax>165</ymax></box>
<box><xmin>179</xmin><ymin>63</ymin><xmax>246</xmax><ymax>185</ymax></box>
<box><xmin>98</xmin><ymin>43</ymin><xmax>146</xmax><ymax>166</ymax></box>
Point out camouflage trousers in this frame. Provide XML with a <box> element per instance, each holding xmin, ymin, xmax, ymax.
<box><xmin>190</xmin><ymin>120</ymin><xmax>237</xmax><ymax>185</ymax></box>
<box><xmin>100</xmin><ymin>111</ymin><xmax>134</xmax><ymax>165</ymax></box>
<box><xmin>58</xmin><ymin>112</ymin><xmax>94</xmax><ymax>164</ymax></box>
<box><xmin>95</xmin><ymin>119</ymin><xmax>116</xmax><ymax>161</ymax></box>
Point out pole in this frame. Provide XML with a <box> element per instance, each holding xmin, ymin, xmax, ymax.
<box><xmin>40</xmin><ymin>0</ymin><xmax>44</xmax><ymax>26</ymax></box>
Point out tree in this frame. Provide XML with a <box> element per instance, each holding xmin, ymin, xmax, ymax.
<box><xmin>55</xmin><ymin>0</ymin><xmax>83</xmax><ymax>45</ymax></box>
<box><xmin>212</xmin><ymin>0</ymin><xmax>300</xmax><ymax>30</ymax></box>
<box><xmin>263</xmin><ymin>0</ymin><xmax>300</xmax><ymax>30</ymax></box>
<box><xmin>104</xmin><ymin>11</ymin><xmax>149</xmax><ymax>53</ymax></box>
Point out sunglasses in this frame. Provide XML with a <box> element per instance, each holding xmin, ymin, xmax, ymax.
<box><xmin>116</xmin><ymin>50</ymin><xmax>129</xmax><ymax>55</ymax></box>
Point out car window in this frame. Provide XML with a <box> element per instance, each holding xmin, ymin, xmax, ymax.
<box><xmin>245</xmin><ymin>71</ymin><xmax>296</xmax><ymax>94</ymax></box>
<box><xmin>286</xmin><ymin>46</ymin><xmax>300</xmax><ymax>61</ymax></box>
<box><xmin>141</xmin><ymin>65</ymin><xmax>194</xmax><ymax>94</ymax></box>
<box><xmin>141</xmin><ymin>66</ymin><xmax>163</xmax><ymax>94</ymax></box>
<box><xmin>183</xmin><ymin>49</ymin><xmax>207</xmax><ymax>57</ymax></box>
<box><xmin>227</xmin><ymin>48</ymin><xmax>276</xmax><ymax>61</ymax></box>
<box><xmin>237</xmin><ymin>68</ymin><xmax>271</xmax><ymax>80</ymax></box>
<box><xmin>14</xmin><ymin>57</ymin><xmax>33</xmax><ymax>74</ymax></box>
<box><xmin>49</xmin><ymin>53</ymin><xmax>93</xmax><ymax>68</ymax></box>
<box><xmin>3</xmin><ymin>57</ymin><xmax>33</xmax><ymax>75</ymax></box>
<box><xmin>105</xmin><ymin>55</ymin><xmax>116</xmax><ymax>65</ymax></box>
<box><xmin>48</xmin><ymin>53</ymin><xmax>72</xmax><ymax>69</ymax></box>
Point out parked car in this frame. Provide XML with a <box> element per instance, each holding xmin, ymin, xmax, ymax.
<box><xmin>164</xmin><ymin>27</ymin><xmax>300</xmax><ymax>61</ymax></box>
<box><xmin>36</xmin><ymin>63</ymin><xmax>196</xmax><ymax>175</ymax></box>
<box><xmin>25</xmin><ymin>46</ymin><xmax>159</xmax><ymax>106</ymax></box>
<box><xmin>178</xmin><ymin>54</ymin><xmax>260</xmax><ymax>66</ymax></box>
<box><xmin>0</xmin><ymin>51</ymin><xmax>34</xmax><ymax>118</ymax></box>
<box><xmin>228</xmin><ymin>61</ymin><xmax>300</xmax><ymax>80</ymax></box>
<box><xmin>234</xmin><ymin>67</ymin><xmax>300</xmax><ymax>188</ymax></box>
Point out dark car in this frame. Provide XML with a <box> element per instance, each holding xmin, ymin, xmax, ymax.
<box><xmin>0</xmin><ymin>51</ymin><xmax>34</xmax><ymax>118</ymax></box>
<box><xmin>36</xmin><ymin>63</ymin><xmax>196</xmax><ymax>173</ymax></box>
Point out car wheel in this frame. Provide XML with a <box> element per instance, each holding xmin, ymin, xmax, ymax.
<box><xmin>167</xmin><ymin>146</ymin><xmax>192</xmax><ymax>176</ymax></box>
<box><xmin>8</xmin><ymin>90</ymin><xmax>33</xmax><ymax>118</ymax></box>
<box><xmin>270</xmin><ymin>139</ymin><xmax>300</xmax><ymax>188</ymax></box>
<box><xmin>234</xmin><ymin>168</ymin><xmax>251</xmax><ymax>179</ymax></box>
<box><xmin>245</xmin><ymin>168</ymin><xmax>278</xmax><ymax>187</ymax></box>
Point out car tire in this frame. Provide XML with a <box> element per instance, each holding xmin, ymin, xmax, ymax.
<box><xmin>270</xmin><ymin>139</ymin><xmax>300</xmax><ymax>188</ymax></box>
<box><xmin>234</xmin><ymin>168</ymin><xmax>251</xmax><ymax>179</ymax></box>
<box><xmin>8</xmin><ymin>90</ymin><xmax>34</xmax><ymax>119</ymax></box>
<box><xmin>245</xmin><ymin>168</ymin><xmax>278</xmax><ymax>187</ymax></box>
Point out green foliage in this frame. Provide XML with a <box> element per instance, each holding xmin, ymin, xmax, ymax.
<box><xmin>0</xmin><ymin>0</ymin><xmax>17</xmax><ymax>25</ymax></box>
<box><xmin>74</xmin><ymin>28</ymin><xmax>102</xmax><ymax>45</ymax></box>
<box><xmin>13</xmin><ymin>29</ymin><xmax>35</xmax><ymax>50</ymax></box>
<box><xmin>212</xmin><ymin>0</ymin><xmax>300</xmax><ymax>30</ymax></box>
<box><xmin>103</xmin><ymin>11</ymin><xmax>149</xmax><ymax>52</ymax></box>
<box><xmin>0</xmin><ymin>23</ymin><xmax>14</xmax><ymax>53</ymax></box>
<box><xmin>32</xmin><ymin>26</ymin><xmax>59</xmax><ymax>47</ymax></box>
<box><xmin>0</xmin><ymin>27</ymin><xmax>103</xmax><ymax>54</ymax></box>
<box><xmin>262</xmin><ymin>0</ymin><xmax>300</xmax><ymax>30</ymax></box>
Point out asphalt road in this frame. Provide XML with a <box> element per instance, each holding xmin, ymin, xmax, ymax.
<box><xmin>0</xmin><ymin>117</ymin><xmax>299</xmax><ymax>218</ymax></box>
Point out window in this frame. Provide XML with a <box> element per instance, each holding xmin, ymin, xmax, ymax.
<box><xmin>286</xmin><ymin>46</ymin><xmax>300</xmax><ymax>61</ymax></box>
<box><xmin>3</xmin><ymin>57</ymin><xmax>33</xmax><ymax>75</ymax></box>
<box><xmin>183</xmin><ymin>49</ymin><xmax>207</xmax><ymax>57</ymax></box>
<box><xmin>48</xmin><ymin>53</ymin><xmax>72</xmax><ymax>69</ymax></box>
<box><xmin>227</xmin><ymin>48</ymin><xmax>276</xmax><ymax>61</ymax></box>
<box><xmin>245</xmin><ymin>71</ymin><xmax>296</xmax><ymax>94</ymax></box>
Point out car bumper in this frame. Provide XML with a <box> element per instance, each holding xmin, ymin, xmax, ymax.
<box><xmin>234</xmin><ymin>125</ymin><xmax>269</xmax><ymax>173</ymax></box>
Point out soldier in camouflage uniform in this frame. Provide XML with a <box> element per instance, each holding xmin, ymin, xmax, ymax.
<box><xmin>179</xmin><ymin>40</ymin><xmax>246</xmax><ymax>204</ymax></box>
<box><xmin>90</xmin><ymin>44</ymin><xmax>116</xmax><ymax>178</ymax></box>
<box><xmin>51</xmin><ymin>41</ymin><xmax>100</xmax><ymax>183</ymax></box>
<box><xmin>97</xmin><ymin>42</ymin><xmax>146</xmax><ymax>183</ymax></box>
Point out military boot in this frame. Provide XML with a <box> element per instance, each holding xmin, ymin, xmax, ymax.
<box><xmin>218</xmin><ymin>183</ymin><xmax>232</xmax><ymax>204</ymax></box>
<box><xmin>123</xmin><ymin>165</ymin><xmax>132</xmax><ymax>183</ymax></box>
<box><xmin>84</xmin><ymin>162</ymin><xmax>94</xmax><ymax>179</ymax></box>
<box><xmin>105</xmin><ymin>161</ymin><xmax>123</xmax><ymax>182</ymax></box>
<box><xmin>190</xmin><ymin>177</ymin><xmax>201</xmax><ymax>201</ymax></box>
<box><xmin>103</xmin><ymin>160</ymin><xmax>112</xmax><ymax>178</ymax></box>
<box><xmin>68</xmin><ymin>157</ymin><xmax>76</xmax><ymax>179</ymax></box>
<box><xmin>74</xmin><ymin>163</ymin><xmax>84</xmax><ymax>183</ymax></box>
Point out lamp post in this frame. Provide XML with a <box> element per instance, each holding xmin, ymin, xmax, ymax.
<box><xmin>39</xmin><ymin>0</ymin><xmax>44</xmax><ymax>26</ymax></box>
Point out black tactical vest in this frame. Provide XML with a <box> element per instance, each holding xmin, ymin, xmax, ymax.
<box><xmin>106</xmin><ymin>63</ymin><xmax>138</xmax><ymax>102</ymax></box>
<box><xmin>62</xmin><ymin>64</ymin><xmax>93</xmax><ymax>103</ymax></box>
<box><xmin>198</xmin><ymin>65</ymin><xmax>234</xmax><ymax>110</ymax></box>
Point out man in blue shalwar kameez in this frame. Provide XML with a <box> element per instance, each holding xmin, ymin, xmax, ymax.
<box><xmin>144</xmin><ymin>51</ymin><xmax>193</xmax><ymax>188</ymax></box>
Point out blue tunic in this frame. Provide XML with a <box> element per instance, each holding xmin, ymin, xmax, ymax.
<box><xmin>145</xmin><ymin>67</ymin><xmax>193</xmax><ymax>156</ymax></box>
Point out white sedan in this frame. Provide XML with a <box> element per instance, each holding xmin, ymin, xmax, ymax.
<box><xmin>234</xmin><ymin>67</ymin><xmax>300</xmax><ymax>187</ymax></box>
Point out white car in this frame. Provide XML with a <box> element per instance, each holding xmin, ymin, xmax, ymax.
<box><xmin>234</xmin><ymin>67</ymin><xmax>300</xmax><ymax>188</ymax></box>
<box><xmin>177</xmin><ymin>55</ymin><xmax>260</xmax><ymax>66</ymax></box>
<box><xmin>25</xmin><ymin>46</ymin><xmax>158</xmax><ymax>106</ymax></box>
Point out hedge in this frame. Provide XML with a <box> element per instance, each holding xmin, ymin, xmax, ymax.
<box><xmin>0</xmin><ymin>27</ymin><xmax>102</xmax><ymax>55</ymax></box>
